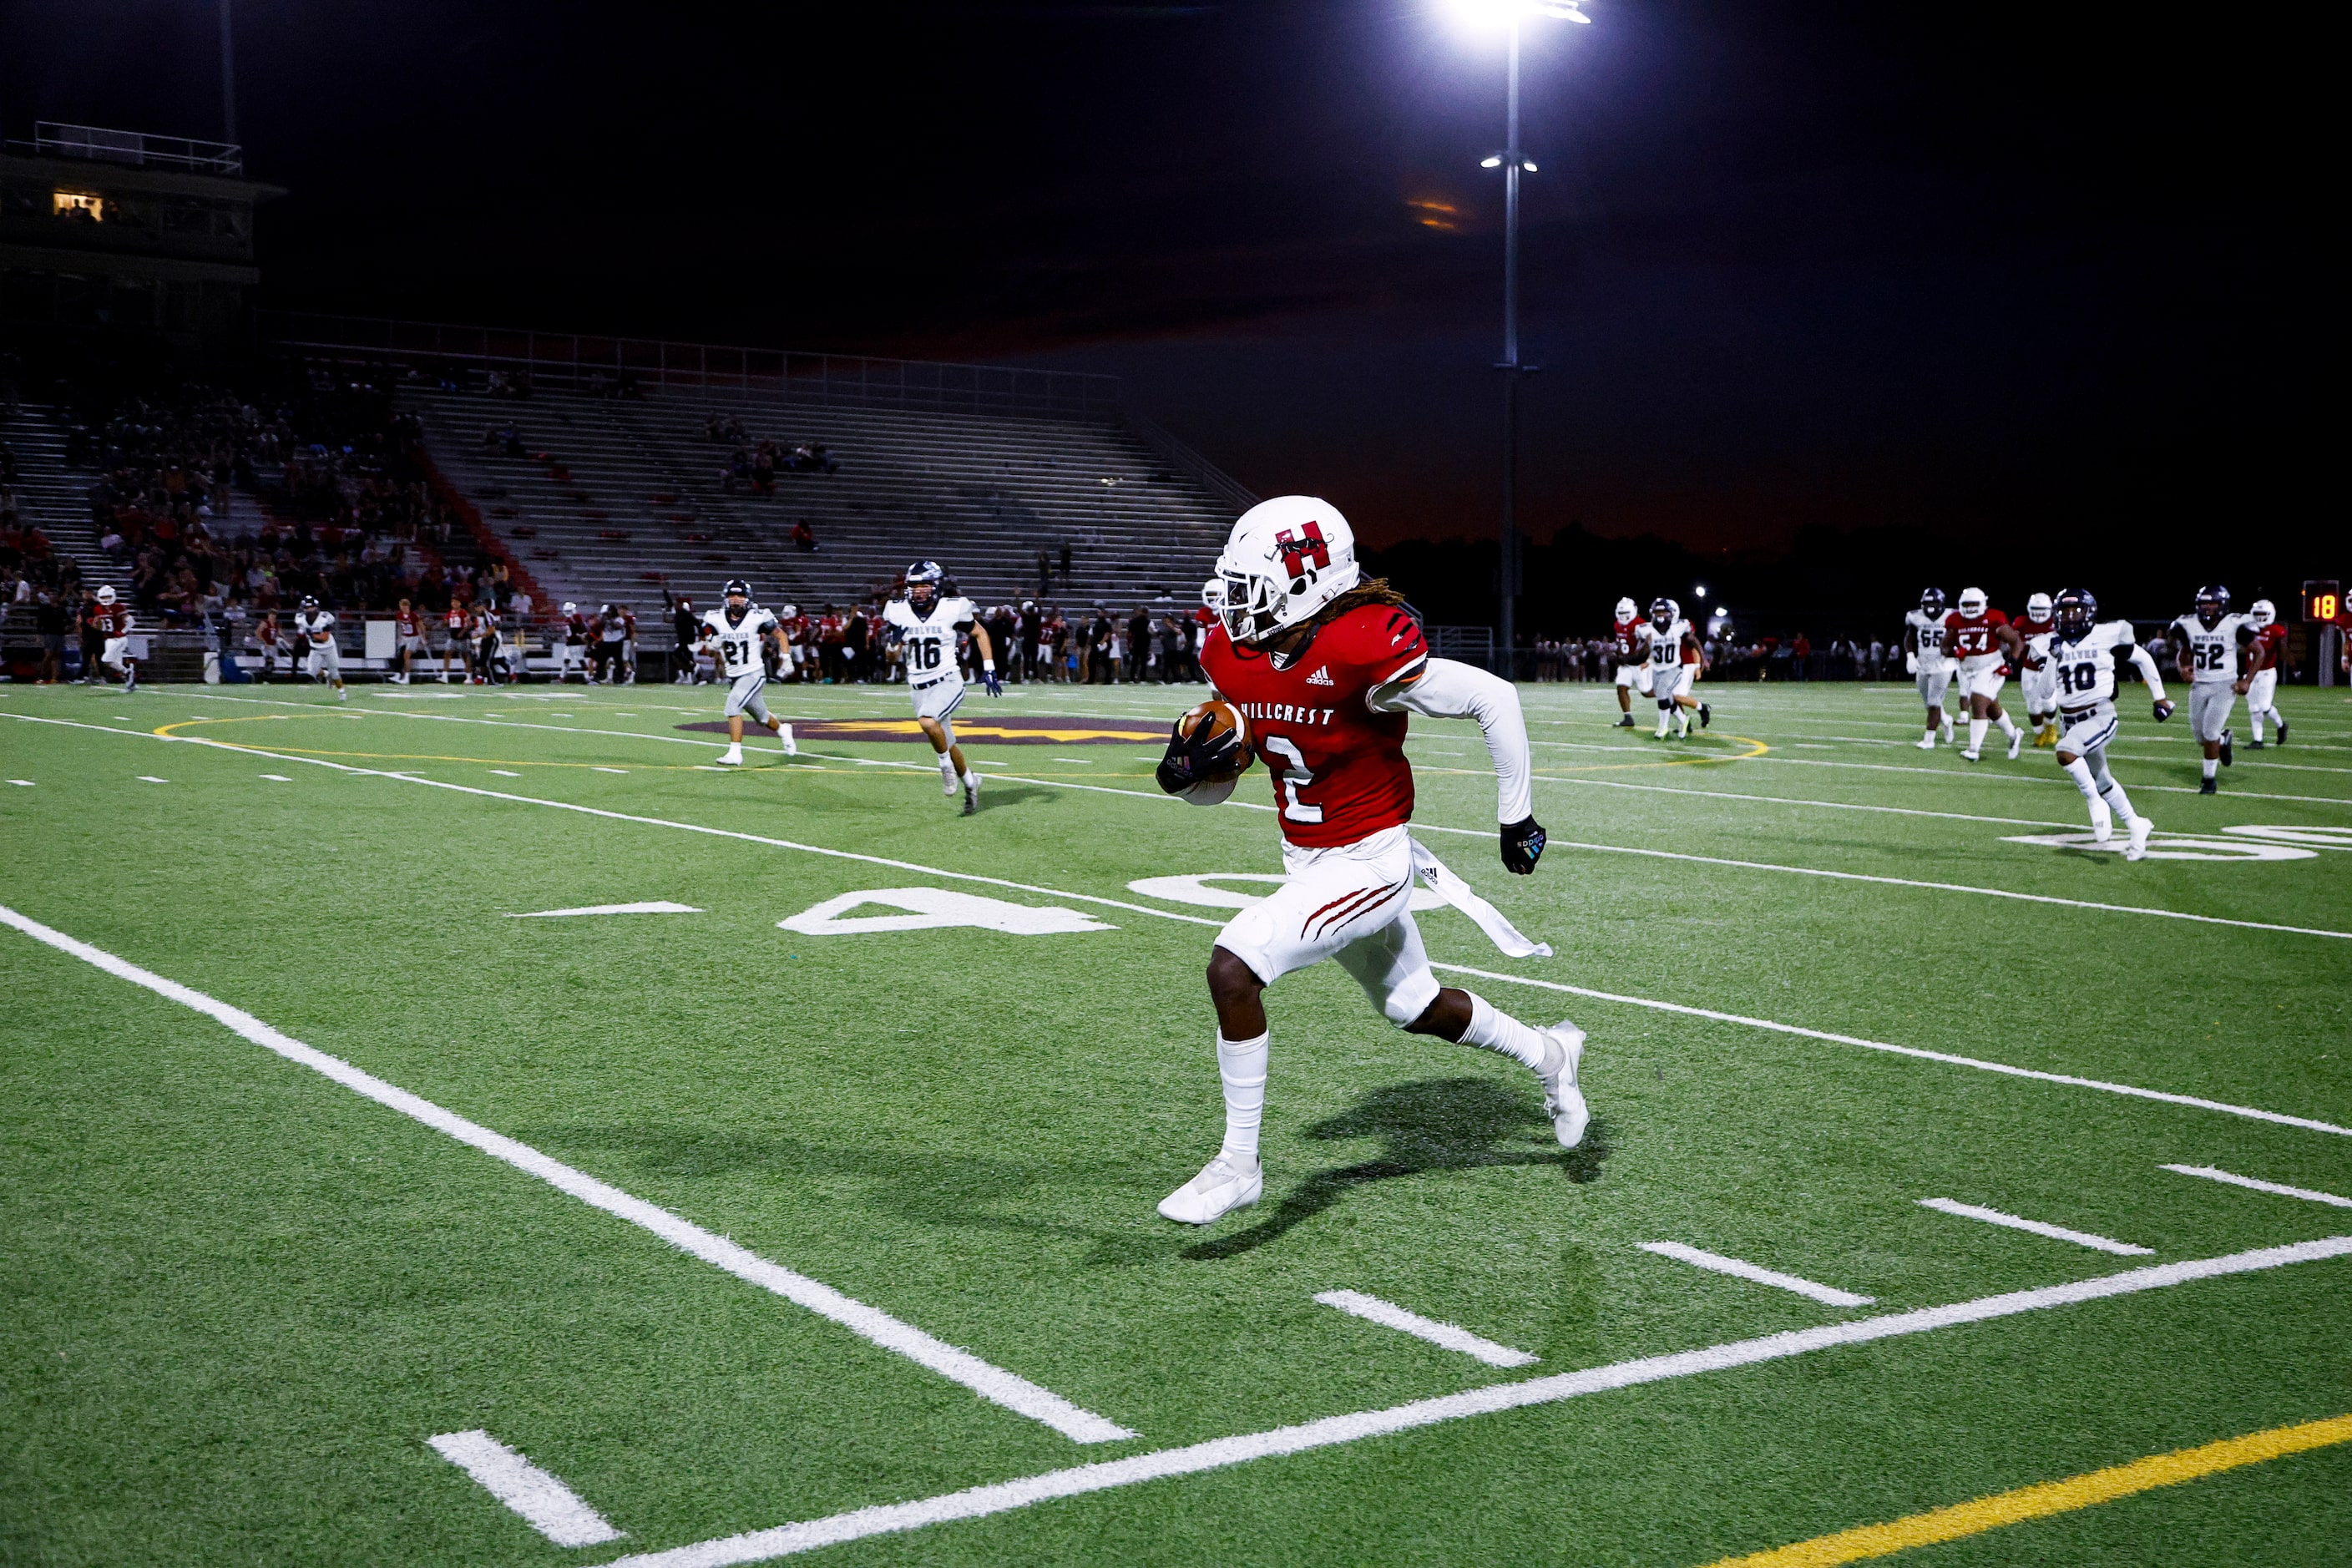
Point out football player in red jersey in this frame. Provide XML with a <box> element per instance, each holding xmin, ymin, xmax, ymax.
<box><xmin>91</xmin><ymin>585</ymin><xmax>136</xmax><ymax>692</ymax></box>
<box><xmin>1152</xmin><ymin>496</ymin><xmax>1587</xmax><ymax>1226</ymax></box>
<box><xmin>1943</xmin><ymin>587</ymin><xmax>2026</xmax><ymax>761</ymax></box>
<box><xmin>392</xmin><ymin>598</ymin><xmax>428</xmax><ymax>685</ymax></box>
<box><xmin>2244</xmin><ymin>599</ymin><xmax>2289</xmax><ymax>748</ymax></box>
<box><xmin>1608</xmin><ymin>596</ymin><xmax>1651</xmax><ymax>726</ymax></box>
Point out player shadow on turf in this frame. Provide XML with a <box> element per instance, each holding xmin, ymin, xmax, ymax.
<box><xmin>1175</xmin><ymin>1075</ymin><xmax>1608</xmax><ymax>1262</ymax></box>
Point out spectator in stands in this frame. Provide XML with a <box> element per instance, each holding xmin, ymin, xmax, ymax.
<box><xmin>792</xmin><ymin>519</ymin><xmax>817</xmax><ymax>552</ymax></box>
<box><xmin>1019</xmin><ymin>599</ymin><xmax>1043</xmax><ymax>682</ymax></box>
<box><xmin>34</xmin><ymin>588</ymin><xmax>68</xmax><ymax>683</ymax></box>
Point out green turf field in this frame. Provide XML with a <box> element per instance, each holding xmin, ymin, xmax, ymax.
<box><xmin>4</xmin><ymin>672</ymin><xmax>2349</xmax><ymax>1566</ymax></box>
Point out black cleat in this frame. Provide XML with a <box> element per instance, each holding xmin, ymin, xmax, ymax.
<box><xmin>1615</xmin><ymin>715</ymin><xmax>1636</xmax><ymax>728</ymax></box>
<box><xmin>2219</xmin><ymin>731</ymin><xmax>2233</xmax><ymax>767</ymax></box>
<box><xmin>2247</xmin><ymin>737</ymin><xmax>2264</xmax><ymax>750</ymax></box>
<box><xmin>1698</xmin><ymin>702</ymin><xmax>1712</xmax><ymax>730</ymax></box>
<box><xmin>2276</xmin><ymin>717</ymin><xmax>2289</xmax><ymax>746</ymax></box>
<box><xmin>2199</xmin><ymin>777</ymin><xmax>2218</xmax><ymax>795</ymax></box>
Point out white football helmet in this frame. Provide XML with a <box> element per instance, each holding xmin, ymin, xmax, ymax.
<box><xmin>1614</xmin><ymin>596</ymin><xmax>1637</xmax><ymax>625</ymax></box>
<box><xmin>1204</xmin><ymin>495</ymin><xmax>1360</xmax><ymax>644</ymax></box>
<box><xmin>2249</xmin><ymin>598</ymin><xmax>2275</xmax><ymax>628</ymax></box>
<box><xmin>95</xmin><ymin>585</ymin><xmax>117</xmax><ymax>604</ymax></box>
<box><xmin>563</xmin><ymin>601</ymin><xmax>577</xmax><ymax>615</ymax></box>
<box><xmin>2026</xmin><ymin>591</ymin><xmax>2053</xmax><ymax>621</ymax></box>
<box><xmin>1957</xmin><ymin>586</ymin><xmax>1987</xmax><ymax>618</ymax></box>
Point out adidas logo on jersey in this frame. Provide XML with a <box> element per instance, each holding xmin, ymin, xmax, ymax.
<box><xmin>1305</xmin><ymin>665</ymin><xmax>1336</xmax><ymax>687</ymax></box>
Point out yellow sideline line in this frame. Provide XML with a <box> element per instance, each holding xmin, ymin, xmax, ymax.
<box><xmin>1703</xmin><ymin>1413</ymin><xmax>2352</xmax><ymax>1566</ymax></box>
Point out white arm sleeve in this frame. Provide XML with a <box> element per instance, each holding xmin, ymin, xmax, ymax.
<box><xmin>1369</xmin><ymin>656</ymin><xmax>1534</xmax><ymax>824</ymax></box>
<box><xmin>2127</xmin><ymin>643</ymin><xmax>2167</xmax><ymax>702</ymax></box>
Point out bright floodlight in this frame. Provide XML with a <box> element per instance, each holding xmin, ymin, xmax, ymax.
<box><xmin>1447</xmin><ymin>0</ymin><xmax>1591</xmax><ymax>28</ymax></box>
<box><xmin>1695</xmin><ymin>585</ymin><xmax>1708</xmax><ymax>598</ymax></box>
<box><xmin>1481</xmin><ymin>154</ymin><xmax>1503</xmax><ymax>168</ymax></box>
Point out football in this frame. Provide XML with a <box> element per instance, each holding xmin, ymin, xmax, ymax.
<box><xmin>1176</xmin><ymin>697</ymin><xmax>1253</xmax><ymax>781</ymax></box>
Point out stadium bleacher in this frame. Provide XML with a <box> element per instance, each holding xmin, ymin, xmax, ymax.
<box><xmin>0</xmin><ymin>403</ymin><xmax>133</xmax><ymax>599</ymax></box>
<box><xmin>401</xmin><ymin>387</ymin><xmax>1254</xmax><ymax>616</ymax></box>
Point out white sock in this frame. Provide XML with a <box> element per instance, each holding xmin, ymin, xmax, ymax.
<box><xmin>1216</xmin><ymin>1032</ymin><xmax>1268</xmax><ymax>1165</ymax></box>
<box><xmin>1968</xmin><ymin>718</ymin><xmax>1988</xmax><ymax>751</ymax></box>
<box><xmin>2249</xmin><ymin>712</ymin><xmax>2265</xmax><ymax>741</ymax></box>
<box><xmin>2062</xmin><ymin>756</ymin><xmax>2099</xmax><ymax>804</ymax></box>
<box><xmin>1997</xmin><ymin>713</ymin><xmax>2020</xmax><ymax>739</ymax></box>
<box><xmin>2097</xmin><ymin>776</ymin><xmax>2138</xmax><ymax>827</ymax></box>
<box><xmin>2203</xmin><ymin>756</ymin><xmax>2218</xmax><ymax>780</ymax></box>
<box><xmin>959</xmin><ymin>769</ymin><xmax>978</xmax><ymax>788</ymax></box>
<box><xmin>1923</xmin><ymin>727</ymin><xmax>1937</xmax><ymax>745</ymax></box>
<box><xmin>939</xmin><ymin>754</ymin><xmax>957</xmax><ymax>780</ymax></box>
<box><xmin>1460</xmin><ymin>993</ymin><xmax>1550</xmax><ymax>1072</ymax></box>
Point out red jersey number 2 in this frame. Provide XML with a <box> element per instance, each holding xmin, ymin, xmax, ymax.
<box><xmin>1261</xmin><ymin>736</ymin><xmax>1325</xmax><ymax>824</ymax></box>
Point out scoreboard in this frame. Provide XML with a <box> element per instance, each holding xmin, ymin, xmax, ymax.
<box><xmin>2304</xmin><ymin>580</ymin><xmax>2343</xmax><ymax>623</ymax></box>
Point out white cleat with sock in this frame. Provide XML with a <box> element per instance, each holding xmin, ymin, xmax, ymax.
<box><xmin>1916</xmin><ymin>733</ymin><xmax>1937</xmax><ymax>750</ymax></box>
<box><xmin>2006</xmin><ymin>724</ymin><xmax>2024</xmax><ymax>760</ymax></box>
<box><xmin>718</xmin><ymin>744</ymin><xmax>744</xmax><ymax>766</ymax></box>
<box><xmin>2126</xmin><ymin>816</ymin><xmax>2153</xmax><ymax>862</ymax></box>
<box><xmin>1538</xmin><ymin>1022</ymin><xmax>1590</xmax><ymax>1149</ymax></box>
<box><xmin>941</xmin><ymin>765</ymin><xmax>959</xmax><ymax>796</ymax></box>
<box><xmin>962</xmin><ymin>771</ymin><xmax>980</xmax><ymax>815</ymax></box>
<box><xmin>778</xmin><ymin>724</ymin><xmax>797</xmax><ymax>756</ymax></box>
<box><xmin>1159</xmin><ymin>1153</ymin><xmax>1263</xmax><ymax>1225</ymax></box>
<box><xmin>2088</xmin><ymin>797</ymin><xmax>2113</xmax><ymax>843</ymax></box>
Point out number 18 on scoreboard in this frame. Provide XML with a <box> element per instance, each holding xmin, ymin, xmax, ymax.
<box><xmin>2304</xmin><ymin>580</ymin><xmax>2343</xmax><ymax>622</ymax></box>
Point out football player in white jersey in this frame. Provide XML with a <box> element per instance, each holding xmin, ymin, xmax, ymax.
<box><xmin>883</xmin><ymin>560</ymin><xmax>1001</xmax><ymax>814</ymax></box>
<box><xmin>1903</xmin><ymin>588</ymin><xmax>1955</xmax><ymax>747</ymax></box>
<box><xmin>2244</xmin><ymin>599</ymin><xmax>2289</xmax><ymax>748</ymax></box>
<box><xmin>2014</xmin><ymin>591</ymin><xmax>2060</xmax><ymax>746</ymax></box>
<box><xmin>2046</xmin><ymin>587</ymin><xmax>2172</xmax><ymax>860</ymax></box>
<box><xmin>2171</xmin><ymin>584</ymin><xmax>2257</xmax><ymax>794</ymax></box>
<box><xmin>1609</xmin><ymin>596</ymin><xmax>1651</xmax><ymax>726</ymax></box>
<box><xmin>1643</xmin><ymin>598</ymin><xmax>1710</xmax><ymax>737</ymax></box>
<box><xmin>293</xmin><ymin>595</ymin><xmax>348</xmax><ymax>701</ymax></box>
<box><xmin>701</xmin><ymin>579</ymin><xmax>797</xmax><ymax>766</ymax></box>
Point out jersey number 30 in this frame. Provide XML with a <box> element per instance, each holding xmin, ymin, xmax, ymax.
<box><xmin>1261</xmin><ymin>735</ymin><xmax>1324</xmax><ymax>824</ymax></box>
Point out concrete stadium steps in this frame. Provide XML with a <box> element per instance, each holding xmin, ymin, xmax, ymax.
<box><xmin>1</xmin><ymin>405</ymin><xmax>132</xmax><ymax>597</ymax></box>
<box><xmin>400</xmin><ymin>387</ymin><xmax>1244</xmax><ymax>615</ymax></box>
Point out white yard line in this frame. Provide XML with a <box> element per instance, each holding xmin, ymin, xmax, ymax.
<box><xmin>1636</xmin><ymin>1241</ymin><xmax>1874</xmax><ymax>1308</ymax></box>
<box><xmin>0</xmin><ymin>903</ymin><xmax>1135</xmax><ymax>1446</ymax></box>
<box><xmin>600</xmin><ymin>1237</ymin><xmax>2352</xmax><ymax>1567</ymax></box>
<box><xmin>1914</xmin><ymin>1198</ymin><xmax>2152</xmax><ymax>1256</ymax></box>
<box><xmin>9</xmin><ymin>711</ymin><xmax>2348</xmax><ymax>1138</ymax></box>
<box><xmin>506</xmin><ymin>901</ymin><xmax>703</xmax><ymax>918</ymax></box>
<box><xmin>1424</xmin><ymin>962</ymin><xmax>2352</xmax><ymax>1140</ymax></box>
<box><xmin>1538</xmin><ymin>775</ymin><xmax>2078</xmax><ymax>830</ymax></box>
<box><xmin>2162</xmin><ymin>1164</ymin><xmax>2352</xmax><ymax>1208</ymax></box>
<box><xmin>427</xmin><ymin>1429</ymin><xmax>625</xmax><ymax>1546</ymax></box>
<box><xmin>1744</xmin><ymin>752</ymin><xmax>2352</xmax><ymax>808</ymax></box>
<box><xmin>8</xmin><ymin>778</ymin><xmax>33</xmax><ymax>786</ymax></box>
<box><xmin>1312</xmin><ymin>1290</ymin><xmax>1539</xmax><ymax>1368</ymax></box>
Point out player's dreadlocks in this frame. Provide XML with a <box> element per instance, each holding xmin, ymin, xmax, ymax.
<box><xmin>1315</xmin><ymin>577</ymin><xmax>1414</xmax><ymax>623</ymax></box>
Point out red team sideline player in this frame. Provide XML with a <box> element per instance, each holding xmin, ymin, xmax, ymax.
<box><xmin>1153</xmin><ymin>495</ymin><xmax>1589</xmax><ymax>1227</ymax></box>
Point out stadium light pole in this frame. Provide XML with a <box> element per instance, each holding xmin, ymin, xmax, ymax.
<box><xmin>1459</xmin><ymin>0</ymin><xmax>1586</xmax><ymax>680</ymax></box>
<box><xmin>219</xmin><ymin>0</ymin><xmax>239</xmax><ymax>147</ymax></box>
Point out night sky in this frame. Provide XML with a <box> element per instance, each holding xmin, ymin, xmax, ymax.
<box><xmin>4</xmin><ymin>2</ymin><xmax>2330</xmax><ymax>577</ymax></box>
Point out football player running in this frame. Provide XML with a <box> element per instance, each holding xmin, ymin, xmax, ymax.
<box><xmin>2015</xmin><ymin>591</ymin><xmax>2060</xmax><ymax>746</ymax></box>
<box><xmin>702</xmin><ymin>579</ymin><xmax>797</xmax><ymax>766</ymax></box>
<box><xmin>1609</xmin><ymin>596</ymin><xmax>1651</xmax><ymax>727</ymax></box>
<box><xmin>91</xmin><ymin>585</ymin><xmax>136</xmax><ymax>693</ymax></box>
<box><xmin>1642</xmin><ymin>597</ymin><xmax>1710</xmax><ymax>737</ymax></box>
<box><xmin>2171</xmin><ymin>585</ymin><xmax>2256</xmax><ymax>794</ymax></box>
<box><xmin>2244</xmin><ymin>599</ymin><xmax>2289</xmax><ymax>748</ymax></box>
<box><xmin>293</xmin><ymin>595</ymin><xmax>348</xmax><ymax>701</ymax></box>
<box><xmin>1153</xmin><ymin>496</ymin><xmax>1586</xmax><ymax>1227</ymax></box>
<box><xmin>2047</xmin><ymin>588</ymin><xmax>2172</xmax><ymax>860</ymax></box>
<box><xmin>1945</xmin><ymin>586</ymin><xmax>2026</xmax><ymax>761</ymax></box>
<box><xmin>1904</xmin><ymin>588</ymin><xmax>1955</xmax><ymax>747</ymax></box>
<box><xmin>883</xmin><ymin>560</ymin><xmax>1001</xmax><ymax>815</ymax></box>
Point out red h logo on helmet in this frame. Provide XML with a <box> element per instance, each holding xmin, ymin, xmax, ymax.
<box><xmin>1274</xmin><ymin>521</ymin><xmax>1332</xmax><ymax>577</ymax></box>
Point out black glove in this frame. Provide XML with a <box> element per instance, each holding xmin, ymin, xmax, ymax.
<box><xmin>1501</xmin><ymin>815</ymin><xmax>1546</xmax><ymax>875</ymax></box>
<box><xmin>2152</xmin><ymin>698</ymin><xmax>2176</xmax><ymax>723</ymax></box>
<box><xmin>1156</xmin><ymin>718</ymin><xmax>1242</xmax><ymax>795</ymax></box>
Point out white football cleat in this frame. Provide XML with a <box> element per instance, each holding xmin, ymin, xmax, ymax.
<box><xmin>942</xmin><ymin>768</ymin><xmax>959</xmax><ymax>797</ymax></box>
<box><xmin>1915</xmin><ymin>735</ymin><xmax>1937</xmax><ymax>750</ymax></box>
<box><xmin>2088</xmin><ymin>798</ymin><xmax>2113</xmax><ymax>844</ymax></box>
<box><xmin>2006</xmin><ymin>726</ymin><xmax>2025</xmax><ymax>760</ymax></box>
<box><xmin>962</xmin><ymin>773</ymin><xmax>980</xmax><ymax>815</ymax></box>
<box><xmin>2126</xmin><ymin>816</ymin><xmax>2152</xmax><ymax>862</ymax></box>
<box><xmin>1960</xmin><ymin>749</ymin><xmax>1980</xmax><ymax>762</ymax></box>
<box><xmin>777</xmin><ymin>724</ymin><xmax>797</xmax><ymax>756</ymax></box>
<box><xmin>1538</xmin><ymin>1021</ymin><xmax>1590</xmax><ymax>1149</ymax></box>
<box><xmin>718</xmin><ymin>745</ymin><xmax>744</xmax><ymax>766</ymax></box>
<box><xmin>1158</xmin><ymin>1153</ymin><xmax>1262</xmax><ymax>1224</ymax></box>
